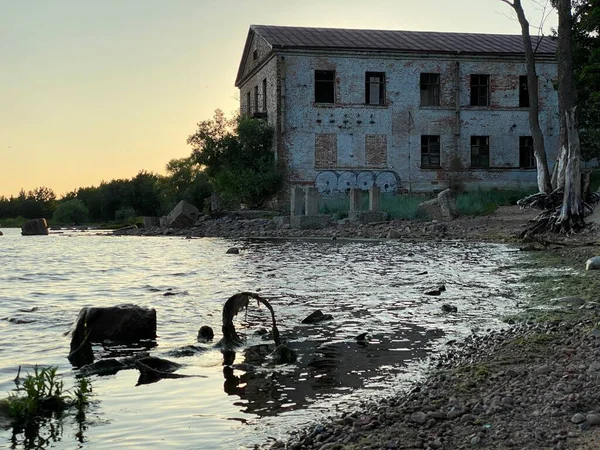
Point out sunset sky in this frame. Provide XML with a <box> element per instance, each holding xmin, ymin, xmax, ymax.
<box><xmin>0</xmin><ymin>0</ymin><xmax>558</xmax><ymax>198</ymax></box>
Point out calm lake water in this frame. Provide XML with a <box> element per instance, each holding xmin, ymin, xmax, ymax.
<box><xmin>0</xmin><ymin>227</ymin><xmax>526</xmax><ymax>449</ymax></box>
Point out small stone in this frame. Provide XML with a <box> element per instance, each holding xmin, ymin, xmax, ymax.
<box><xmin>586</xmin><ymin>256</ymin><xmax>600</xmax><ymax>270</ymax></box>
<box><xmin>430</xmin><ymin>438</ymin><xmax>443</xmax><ymax>449</ymax></box>
<box><xmin>470</xmin><ymin>435</ymin><xmax>481</xmax><ymax>446</ymax></box>
<box><xmin>571</xmin><ymin>413</ymin><xmax>586</xmax><ymax>424</ymax></box>
<box><xmin>442</xmin><ymin>304</ymin><xmax>458</xmax><ymax>313</ymax></box>
<box><xmin>411</xmin><ymin>411</ymin><xmax>428</xmax><ymax>425</ymax></box>
<box><xmin>586</xmin><ymin>414</ymin><xmax>600</xmax><ymax>426</ymax></box>
<box><xmin>226</xmin><ymin>247</ymin><xmax>240</xmax><ymax>254</ymax></box>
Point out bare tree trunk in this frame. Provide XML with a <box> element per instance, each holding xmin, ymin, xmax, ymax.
<box><xmin>502</xmin><ymin>0</ymin><xmax>553</xmax><ymax>193</ymax></box>
<box><xmin>554</xmin><ymin>0</ymin><xmax>584</xmax><ymax>231</ymax></box>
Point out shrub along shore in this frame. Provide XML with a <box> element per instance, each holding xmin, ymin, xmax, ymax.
<box><xmin>108</xmin><ymin>205</ymin><xmax>600</xmax><ymax>449</ymax></box>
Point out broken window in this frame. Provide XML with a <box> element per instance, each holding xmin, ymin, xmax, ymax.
<box><xmin>471</xmin><ymin>136</ymin><xmax>490</xmax><ymax>168</ymax></box>
<box><xmin>365</xmin><ymin>135</ymin><xmax>387</xmax><ymax>166</ymax></box>
<box><xmin>315</xmin><ymin>70</ymin><xmax>335</xmax><ymax>104</ymax></box>
<box><xmin>519</xmin><ymin>136</ymin><xmax>535</xmax><ymax>168</ymax></box>
<box><xmin>519</xmin><ymin>75</ymin><xmax>530</xmax><ymax>108</ymax></box>
<box><xmin>421</xmin><ymin>135</ymin><xmax>441</xmax><ymax>168</ymax></box>
<box><xmin>365</xmin><ymin>72</ymin><xmax>385</xmax><ymax>105</ymax></box>
<box><xmin>315</xmin><ymin>134</ymin><xmax>337</xmax><ymax>168</ymax></box>
<box><xmin>262</xmin><ymin>78</ymin><xmax>267</xmax><ymax>112</ymax></box>
<box><xmin>246</xmin><ymin>91</ymin><xmax>251</xmax><ymax>116</ymax></box>
<box><xmin>254</xmin><ymin>86</ymin><xmax>259</xmax><ymax>114</ymax></box>
<box><xmin>470</xmin><ymin>74</ymin><xmax>490</xmax><ymax>107</ymax></box>
<box><xmin>252</xmin><ymin>49</ymin><xmax>258</xmax><ymax>61</ymax></box>
<box><xmin>420</xmin><ymin>73</ymin><xmax>440</xmax><ymax>106</ymax></box>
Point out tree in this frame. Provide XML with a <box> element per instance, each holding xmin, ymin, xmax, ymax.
<box><xmin>53</xmin><ymin>199</ymin><xmax>89</xmax><ymax>225</ymax></box>
<box><xmin>187</xmin><ymin>110</ymin><xmax>282</xmax><ymax>207</ymax></box>
<box><xmin>554</xmin><ymin>0</ymin><xmax>585</xmax><ymax>231</ymax></box>
<box><xmin>501</xmin><ymin>0</ymin><xmax>553</xmax><ymax>193</ymax></box>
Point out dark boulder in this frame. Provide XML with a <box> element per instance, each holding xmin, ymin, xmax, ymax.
<box><xmin>68</xmin><ymin>304</ymin><xmax>156</xmax><ymax>366</ymax></box>
<box><xmin>197</xmin><ymin>325</ymin><xmax>214</xmax><ymax>341</ymax></box>
<box><xmin>21</xmin><ymin>218</ymin><xmax>49</xmax><ymax>236</ymax></box>
<box><xmin>226</xmin><ymin>247</ymin><xmax>240</xmax><ymax>254</ymax></box>
<box><xmin>302</xmin><ymin>310</ymin><xmax>333</xmax><ymax>324</ymax></box>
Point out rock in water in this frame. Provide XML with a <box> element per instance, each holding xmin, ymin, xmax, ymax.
<box><xmin>198</xmin><ymin>325</ymin><xmax>214</xmax><ymax>341</ymax></box>
<box><xmin>21</xmin><ymin>218</ymin><xmax>49</xmax><ymax>236</ymax></box>
<box><xmin>302</xmin><ymin>310</ymin><xmax>333</xmax><ymax>324</ymax></box>
<box><xmin>586</xmin><ymin>256</ymin><xmax>600</xmax><ymax>270</ymax></box>
<box><xmin>226</xmin><ymin>247</ymin><xmax>240</xmax><ymax>254</ymax></box>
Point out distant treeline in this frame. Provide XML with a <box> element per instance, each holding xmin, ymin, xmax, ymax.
<box><xmin>0</xmin><ymin>158</ymin><xmax>212</xmax><ymax>224</ymax></box>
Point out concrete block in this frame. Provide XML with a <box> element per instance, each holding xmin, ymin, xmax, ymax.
<box><xmin>305</xmin><ymin>187</ymin><xmax>320</xmax><ymax>216</ymax></box>
<box><xmin>290</xmin><ymin>186</ymin><xmax>305</xmax><ymax>217</ymax></box>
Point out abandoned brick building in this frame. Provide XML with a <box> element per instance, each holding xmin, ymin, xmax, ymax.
<box><xmin>235</xmin><ymin>25</ymin><xmax>559</xmax><ymax>193</ymax></box>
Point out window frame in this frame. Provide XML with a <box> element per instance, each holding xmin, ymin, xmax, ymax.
<box><xmin>365</xmin><ymin>72</ymin><xmax>386</xmax><ymax>106</ymax></box>
<box><xmin>519</xmin><ymin>136</ymin><xmax>535</xmax><ymax>169</ymax></box>
<box><xmin>262</xmin><ymin>78</ymin><xmax>267</xmax><ymax>112</ymax></box>
<box><xmin>470</xmin><ymin>74</ymin><xmax>490</xmax><ymax>107</ymax></box>
<box><xmin>420</xmin><ymin>135</ymin><xmax>441</xmax><ymax>168</ymax></box>
<box><xmin>246</xmin><ymin>91</ymin><xmax>251</xmax><ymax>116</ymax></box>
<box><xmin>470</xmin><ymin>136</ymin><xmax>490</xmax><ymax>168</ymax></box>
<box><xmin>420</xmin><ymin>73</ymin><xmax>440</xmax><ymax>107</ymax></box>
<box><xmin>315</xmin><ymin>70</ymin><xmax>336</xmax><ymax>104</ymax></box>
<box><xmin>254</xmin><ymin>86</ymin><xmax>259</xmax><ymax>114</ymax></box>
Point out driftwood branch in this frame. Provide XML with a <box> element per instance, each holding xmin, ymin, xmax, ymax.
<box><xmin>221</xmin><ymin>292</ymin><xmax>281</xmax><ymax>347</ymax></box>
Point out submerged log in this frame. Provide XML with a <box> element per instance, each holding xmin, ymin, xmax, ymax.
<box><xmin>221</xmin><ymin>292</ymin><xmax>281</xmax><ymax>348</ymax></box>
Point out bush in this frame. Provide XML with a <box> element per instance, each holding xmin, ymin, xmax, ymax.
<box><xmin>52</xmin><ymin>199</ymin><xmax>89</xmax><ymax>225</ymax></box>
<box><xmin>455</xmin><ymin>188</ymin><xmax>536</xmax><ymax>216</ymax></box>
<box><xmin>114</xmin><ymin>206</ymin><xmax>137</xmax><ymax>221</ymax></box>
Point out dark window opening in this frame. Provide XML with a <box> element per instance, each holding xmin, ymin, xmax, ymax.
<box><xmin>252</xmin><ymin>49</ymin><xmax>258</xmax><ymax>61</ymax></box>
<box><xmin>246</xmin><ymin>91</ymin><xmax>251</xmax><ymax>116</ymax></box>
<box><xmin>471</xmin><ymin>136</ymin><xmax>490</xmax><ymax>168</ymax></box>
<box><xmin>519</xmin><ymin>136</ymin><xmax>535</xmax><ymax>168</ymax></box>
<box><xmin>421</xmin><ymin>135</ymin><xmax>441</xmax><ymax>167</ymax></box>
<box><xmin>315</xmin><ymin>70</ymin><xmax>335</xmax><ymax>103</ymax></box>
<box><xmin>470</xmin><ymin>74</ymin><xmax>490</xmax><ymax>107</ymax></box>
<box><xmin>254</xmin><ymin>86</ymin><xmax>259</xmax><ymax>114</ymax></box>
<box><xmin>262</xmin><ymin>78</ymin><xmax>267</xmax><ymax>112</ymax></box>
<box><xmin>365</xmin><ymin>72</ymin><xmax>385</xmax><ymax>105</ymax></box>
<box><xmin>420</xmin><ymin>73</ymin><xmax>440</xmax><ymax>106</ymax></box>
<box><xmin>519</xmin><ymin>75</ymin><xmax>530</xmax><ymax>107</ymax></box>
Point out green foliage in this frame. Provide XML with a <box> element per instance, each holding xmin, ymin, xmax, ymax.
<box><xmin>0</xmin><ymin>187</ymin><xmax>57</xmax><ymax>220</ymax></box>
<box><xmin>0</xmin><ymin>216</ymin><xmax>27</xmax><ymax>228</ymax></box>
<box><xmin>188</xmin><ymin>110</ymin><xmax>282</xmax><ymax>207</ymax></box>
<box><xmin>52</xmin><ymin>199</ymin><xmax>89</xmax><ymax>225</ymax></box>
<box><xmin>455</xmin><ymin>188</ymin><xmax>536</xmax><ymax>216</ymax></box>
<box><xmin>319</xmin><ymin>193</ymin><xmax>432</xmax><ymax>220</ymax></box>
<box><xmin>163</xmin><ymin>156</ymin><xmax>212</xmax><ymax>212</ymax></box>
<box><xmin>589</xmin><ymin>168</ymin><xmax>600</xmax><ymax>191</ymax></box>
<box><xmin>573</xmin><ymin>0</ymin><xmax>600</xmax><ymax>159</ymax></box>
<box><xmin>6</xmin><ymin>366</ymin><xmax>91</xmax><ymax>427</ymax></box>
<box><xmin>114</xmin><ymin>206</ymin><xmax>137</xmax><ymax>221</ymax></box>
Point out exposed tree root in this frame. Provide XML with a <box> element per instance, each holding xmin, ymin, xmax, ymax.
<box><xmin>221</xmin><ymin>292</ymin><xmax>281</xmax><ymax>347</ymax></box>
<box><xmin>517</xmin><ymin>189</ymin><xmax>600</xmax><ymax>237</ymax></box>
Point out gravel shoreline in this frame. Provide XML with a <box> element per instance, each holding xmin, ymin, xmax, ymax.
<box><xmin>113</xmin><ymin>206</ymin><xmax>600</xmax><ymax>449</ymax></box>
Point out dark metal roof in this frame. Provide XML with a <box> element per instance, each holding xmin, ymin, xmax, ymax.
<box><xmin>251</xmin><ymin>24</ymin><xmax>557</xmax><ymax>55</ymax></box>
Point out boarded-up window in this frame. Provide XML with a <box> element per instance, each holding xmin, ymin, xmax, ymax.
<box><xmin>315</xmin><ymin>134</ymin><xmax>337</xmax><ymax>168</ymax></box>
<box><xmin>365</xmin><ymin>134</ymin><xmax>387</xmax><ymax>166</ymax></box>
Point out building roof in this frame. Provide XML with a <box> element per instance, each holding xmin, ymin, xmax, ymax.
<box><xmin>236</xmin><ymin>25</ymin><xmax>557</xmax><ymax>86</ymax></box>
<box><xmin>251</xmin><ymin>25</ymin><xmax>557</xmax><ymax>55</ymax></box>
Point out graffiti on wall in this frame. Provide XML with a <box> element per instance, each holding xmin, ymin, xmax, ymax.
<box><xmin>315</xmin><ymin>171</ymin><xmax>400</xmax><ymax>195</ymax></box>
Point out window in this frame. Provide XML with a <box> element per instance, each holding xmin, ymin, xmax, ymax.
<box><xmin>246</xmin><ymin>91</ymin><xmax>251</xmax><ymax>116</ymax></box>
<box><xmin>519</xmin><ymin>75</ymin><xmax>530</xmax><ymax>107</ymax></box>
<box><xmin>315</xmin><ymin>134</ymin><xmax>337</xmax><ymax>168</ymax></box>
<box><xmin>254</xmin><ymin>86</ymin><xmax>259</xmax><ymax>113</ymax></box>
<box><xmin>365</xmin><ymin>135</ymin><xmax>387</xmax><ymax>166</ymax></box>
<box><xmin>471</xmin><ymin>136</ymin><xmax>490</xmax><ymax>168</ymax></box>
<box><xmin>421</xmin><ymin>136</ymin><xmax>441</xmax><ymax>168</ymax></box>
<box><xmin>420</xmin><ymin>73</ymin><xmax>440</xmax><ymax>106</ymax></box>
<box><xmin>365</xmin><ymin>72</ymin><xmax>385</xmax><ymax>105</ymax></box>
<box><xmin>315</xmin><ymin>70</ymin><xmax>335</xmax><ymax>103</ymax></box>
<box><xmin>470</xmin><ymin>74</ymin><xmax>490</xmax><ymax>106</ymax></box>
<box><xmin>262</xmin><ymin>78</ymin><xmax>267</xmax><ymax>112</ymax></box>
<box><xmin>519</xmin><ymin>136</ymin><xmax>535</xmax><ymax>168</ymax></box>
<box><xmin>252</xmin><ymin>49</ymin><xmax>258</xmax><ymax>61</ymax></box>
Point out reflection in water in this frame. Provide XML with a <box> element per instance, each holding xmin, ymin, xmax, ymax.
<box><xmin>221</xmin><ymin>322</ymin><xmax>443</xmax><ymax>417</ymax></box>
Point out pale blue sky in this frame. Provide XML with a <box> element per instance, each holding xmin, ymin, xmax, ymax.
<box><xmin>0</xmin><ymin>0</ymin><xmax>557</xmax><ymax>197</ymax></box>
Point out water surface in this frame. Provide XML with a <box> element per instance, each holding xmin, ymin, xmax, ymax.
<box><xmin>0</xmin><ymin>228</ymin><xmax>525</xmax><ymax>449</ymax></box>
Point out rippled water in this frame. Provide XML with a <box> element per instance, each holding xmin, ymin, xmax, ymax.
<box><xmin>0</xmin><ymin>227</ymin><xmax>526</xmax><ymax>449</ymax></box>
